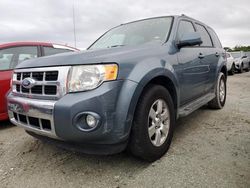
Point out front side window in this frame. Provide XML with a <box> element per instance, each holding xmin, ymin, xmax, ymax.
<box><xmin>195</xmin><ymin>24</ymin><xmax>213</xmax><ymax>47</ymax></box>
<box><xmin>177</xmin><ymin>20</ymin><xmax>195</xmax><ymax>40</ymax></box>
<box><xmin>0</xmin><ymin>46</ymin><xmax>38</xmax><ymax>71</ymax></box>
<box><xmin>89</xmin><ymin>17</ymin><xmax>173</xmax><ymax>50</ymax></box>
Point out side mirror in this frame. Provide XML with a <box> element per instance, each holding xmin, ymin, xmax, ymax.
<box><xmin>177</xmin><ymin>32</ymin><xmax>202</xmax><ymax>48</ymax></box>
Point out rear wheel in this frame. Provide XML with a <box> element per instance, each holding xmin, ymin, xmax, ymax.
<box><xmin>208</xmin><ymin>72</ymin><xmax>226</xmax><ymax>109</ymax></box>
<box><xmin>128</xmin><ymin>85</ymin><xmax>175</xmax><ymax>161</ymax></box>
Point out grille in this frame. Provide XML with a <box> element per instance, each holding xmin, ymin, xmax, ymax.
<box><xmin>16</xmin><ymin>71</ymin><xmax>58</xmax><ymax>81</ymax></box>
<box><xmin>13</xmin><ymin>66</ymin><xmax>70</xmax><ymax>100</ymax></box>
<box><xmin>45</xmin><ymin>71</ymin><xmax>58</xmax><ymax>81</ymax></box>
<box><xmin>31</xmin><ymin>85</ymin><xmax>43</xmax><ymax>94</ymax></box>
<box><xmin>13</xmin><ymin>112</ymin><xmax>52</xmax><ymax>131</ymax></box>
<box><xmin>32</xmin><ymin>72</ymin><xmax>44</xmax><ymax>81</ymax></box>
<box><xmin>14</xmin><ymin>71</ymin><xmax>59</xmax><ymax>96</ymax></box>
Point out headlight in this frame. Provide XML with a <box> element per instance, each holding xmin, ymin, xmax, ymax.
<box><xmin>68</xmin><ymin>64</ymin><xmax>118</xmax><ymax>92</ymax></box>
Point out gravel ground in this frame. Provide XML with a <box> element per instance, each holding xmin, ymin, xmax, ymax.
<box><xmin>0</xmin><ymin>72</ymin><xmax>250</xmax><ymax>188</ymax></box>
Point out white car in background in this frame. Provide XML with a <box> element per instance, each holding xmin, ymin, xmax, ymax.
<box><xmin>245</xmin><ymin>52</ymin><xmax>250</xmax><ymax>65</ymax></box>
<box><xmin>231</xmin><ymin>51</ymin><xmax>250</xmax><ymax>73</ymax></box>
<box><xmin>226</xmin><ymin>52</ymin><xmax>236</xmax><ymax>75</ymax></box>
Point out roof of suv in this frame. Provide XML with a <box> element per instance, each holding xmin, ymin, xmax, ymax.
<box><xmin>120</xmin><ymin>15</ymin><xmax>202</xmax><ymax>25</ymax></box>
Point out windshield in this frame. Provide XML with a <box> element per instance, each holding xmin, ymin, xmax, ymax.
<box><xmin>231</xmin><ymin>52</ymin><xmax>241</xmax><ymax>58</ymax></box>
<box><xmin>88</xmin><ymin>17</ymin><xmax>173</xmax><ymax>50</ymax></box>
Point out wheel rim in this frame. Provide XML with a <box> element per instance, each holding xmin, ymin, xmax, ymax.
<box><xmin>148</xmin><ymin>99</ymin><xmax>170</xmax><ymax>147</ymax></box>
<box><xmin>219</xmin><ymin>78</ymin><xmax>225</xmax><ymax>102</ymax></box>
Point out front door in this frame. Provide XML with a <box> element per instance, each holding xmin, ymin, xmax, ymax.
<box><xmin>175</xmin><ymin>20</ymin><xmax>208</xmax><ymax>105</ymax></box>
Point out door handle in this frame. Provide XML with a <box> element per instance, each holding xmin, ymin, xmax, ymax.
<box><xmin>198</xmin><ymin>53</ymin><xmax>205</xmax><ymax>59</ymax></box>
<box><xmin>215</xmin><ymin>52</ymin><xmax>219</xmax><ymax>57</ymax></box>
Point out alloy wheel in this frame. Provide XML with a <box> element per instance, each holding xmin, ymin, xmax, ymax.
<box><xmin>148</xmin><ymin>99</ymin><xmax>170</xmax><ymax>147</ymax></box>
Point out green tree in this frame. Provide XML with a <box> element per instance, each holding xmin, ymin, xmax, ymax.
<box><xmin>232</xmin><ymin>45</ymin><xmax>250</xmax><ymax>52</ymax></box>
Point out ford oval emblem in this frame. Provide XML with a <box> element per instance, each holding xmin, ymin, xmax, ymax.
<box><xmin>22</xmin><ymin>78</ymin><xmax>36</xmax><ymax>89</ymax></box>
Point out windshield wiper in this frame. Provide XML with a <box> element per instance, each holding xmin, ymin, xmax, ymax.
<box><xmin>107</xmin><ymin>45</ymin><xmax>125</xmax><ymax>48</ymax></box>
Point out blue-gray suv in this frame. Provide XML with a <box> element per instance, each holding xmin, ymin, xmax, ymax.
<box><xmin>7</xmin><ymin>15</ymin><xmax>227</xmax><ymax>161</ymax></box>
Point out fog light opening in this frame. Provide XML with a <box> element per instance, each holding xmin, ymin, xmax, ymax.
<box><xmin>86</xmin><ymin>114</ymin><xmax>97</xmax><ymax>128</ymax></box>
<box><xmin>74</xmin><ymin>112</ymin><xmax>101</xmax><ymax>132</ymax></box>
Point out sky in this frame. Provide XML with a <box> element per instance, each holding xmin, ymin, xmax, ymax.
<box><xmin>0</xmin><ymin>0</ymin><xmax>250</xmax><ymax>49</ymax></box>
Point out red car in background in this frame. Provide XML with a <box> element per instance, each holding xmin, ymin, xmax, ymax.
<box><xmin>0</xmin><ymin>42</ymin><xmax>79</xmax><ymax>121</ymax></box>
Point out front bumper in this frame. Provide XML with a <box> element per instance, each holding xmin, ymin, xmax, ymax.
<box><xmin>8</xmin><ymin>94</ymin><xmax>58</xmax><ymax>139</ymax></box>
<box><xmin>234</xmin><ymin>61</ymin><xmax>241</xmax><ymax>70</ymax></box>
<box><xmin>7</xmin><ymin>79</ymin><xmax>138</xmax><ymax>149</ymax></box>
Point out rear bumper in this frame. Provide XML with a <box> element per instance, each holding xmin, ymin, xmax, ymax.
<box><xmin>0</xmin><ymin>112</ymin><xmax>8</xmax><ymax>121</ymax></box>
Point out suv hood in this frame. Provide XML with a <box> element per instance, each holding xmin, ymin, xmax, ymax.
<box><xmin>16</xmin><ymin>43</ymin><xmax>163</xmax><ymax>69</ymax></box>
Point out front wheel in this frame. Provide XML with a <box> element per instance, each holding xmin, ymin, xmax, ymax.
<box><xmin>128</xmin><ymin>85</ymin><xmax>175</xmax><ymax>161</ymax></box>
<box><xmin>208</xmin><ymin>72</ymin><xmax>226</xmax><ymax>109</ymax></box>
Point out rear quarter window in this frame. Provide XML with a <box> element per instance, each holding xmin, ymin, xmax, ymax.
<box><xmin>43</xmin><ymin>47</ymin><xmax>72</xmax><ymax>56</ymax></box>
<box><xmin>207</xmin><ymin>27</ymin><xmax>222</xmax><ymax>48</ymax></box>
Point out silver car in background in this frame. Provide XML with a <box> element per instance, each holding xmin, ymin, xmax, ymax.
<box><xmin>231</xmin><ymin>51</ymin><xmax>250</xmax><ymax>73</ymax></box>
<box><xmin>226</xmin><ymin>52</ymin><xmax>236</xmax><ymax>75</ymax></box>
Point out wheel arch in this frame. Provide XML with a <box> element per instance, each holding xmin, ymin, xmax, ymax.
<box><xmin>127</xmin><ymin>69</ymin><xmax>180</xmax><ymax>126</ymax></box>
<box><xmin>220</xmin><ymin>65</ymin><xmax>228</xmax><ymax>80</ymax></box>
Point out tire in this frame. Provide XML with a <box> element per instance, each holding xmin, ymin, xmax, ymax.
<box><xmin>128</xmin><ymin>84</ymin><xmax>175</xmax><ymax>162</ymax></box>
<box><xmin>238</xmin><ymin>63</ymin><xmax>243</xmax><ymax>73</ymax></box>
<box><xmin>228</xmin><ymin>63</ymin><xmax>235</xmax><ymax>75</ymax></box>
<box><xmin>245</xmin><ymin>64</ymin><xmax>250</xmax><ymax>72</ymax></box>
<box><xmin>208</xmin><ymin>72</ymin><xmax>226</xmax><ymax>109</ymax></box>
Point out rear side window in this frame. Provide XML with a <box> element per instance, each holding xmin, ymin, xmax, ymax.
<box><xmin>177</xmin><ymin>20</ymin><xmax>195</xmax><ymax>40</ymax></box>
<box><xmin>0</xmin><ymin>46</ymin><xmax>38</xmax><ymax>71</ymax></box>
<box><xmin>207</xmin><ymin>27</ymin><xmax>222</xmax><ymax>48</ymax></box>
<box><xmin>195</xmin><ymin>24</ymin><xmax>213</xmax><ymax>47</ymax></box>
<box><xmin>43</xmin><ymin>47</ymin><xmax>72</xmax><ymax>56</ymax></box>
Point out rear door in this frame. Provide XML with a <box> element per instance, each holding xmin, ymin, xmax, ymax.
<box><xmin>206</xmin><ymin>27</ymin><xmax>225</xmax><ymax>89</ymax></box>
<box><xmin>176</xmin><ymin>20</ymin><xmax>208</xmax><ymax>105</ymax></box>
<box><xmin>194</xmin><ymin>23</ymin><xmax>217</xmax><ymax>93</ymax></box>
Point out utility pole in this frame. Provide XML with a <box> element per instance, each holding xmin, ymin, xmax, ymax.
<box><xmin>72</xmin><ymin>0</ymin><xmax>77</xmax><ymax>48</ymax></box>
